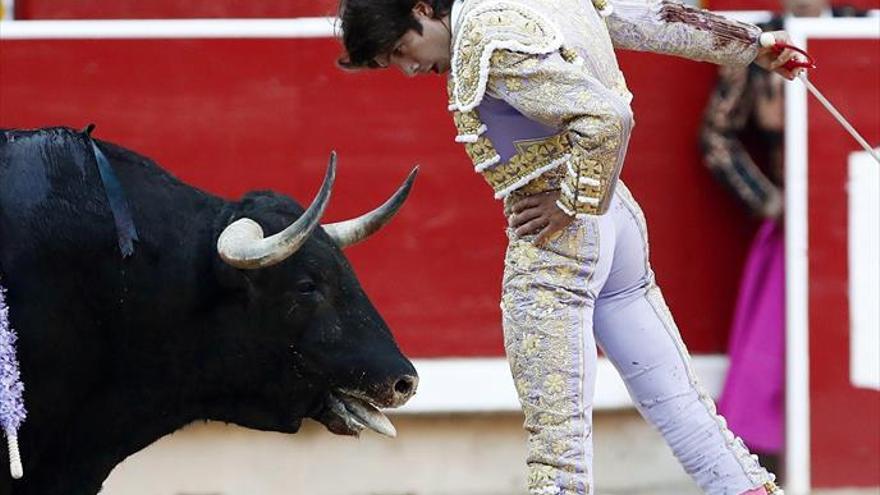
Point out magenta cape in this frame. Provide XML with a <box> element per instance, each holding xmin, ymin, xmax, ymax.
<box><xmin>718</xmin><ymin>219</ymin><xmax>785</xmax><ymax>453</ymax></box>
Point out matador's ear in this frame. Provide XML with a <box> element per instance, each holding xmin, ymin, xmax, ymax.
<box><xmin>336</xmin><ymin>53</ymin><xmax>384</xmax><ymax>72</ymax></box>
<box><xmin>337</xmin><ymin>53</ymin><xmax>352</xmax><ymax>67</ymax></box>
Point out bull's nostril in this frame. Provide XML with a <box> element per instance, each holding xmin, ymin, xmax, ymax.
<box><xmin>394</xmin><ymin>375</ymin><xmax>415</xmax><ymax>396</ymax></box>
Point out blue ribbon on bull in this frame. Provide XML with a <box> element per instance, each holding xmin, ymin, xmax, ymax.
<box><xmin>0</xmin><ymin>284</ymin><xmax>25</xmax><ymax>479</ymax></box>
<box><xmin>84</xmin><ymin>126</ymin><xmax>139</xmax><ymax>258</ymax></box>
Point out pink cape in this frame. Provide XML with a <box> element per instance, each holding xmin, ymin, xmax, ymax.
<box><xmin>718</xmin><ymin>219</ymin><xmax>785</xmax><ymax>453</ymax></box>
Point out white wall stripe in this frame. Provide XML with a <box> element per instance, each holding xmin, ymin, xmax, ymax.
<box><xmin>848</xmin><ymin>149</ymin><xmax>880</xmax><ymax>391</ymax></box>
<box><xmin>783</xmin><ymin>25</ymin><xmax>811</xmax><ymax>491</ymax></box>
<box><xmin>1</xmin><ymin>11</ymin><xmax>877</xmax><ymax>41</ymax></box>
<box><xmin>0</xmin><ymin>17</ymin><xmax>339</xmax><ymax>39</ymax></box>
<box><xmin>394</xmin><ymin>356</ymin><xmax>729</xmax><ymax>414</ymax></box>
<box><xmin>0</xmin><ymin>12</ymin><xmax>772</xmax><ymax>40</ymax></box>
<box><xmin>782</xmin><ymin>16</ymin><xmax>880</xmax><ymax>38</ymax></box>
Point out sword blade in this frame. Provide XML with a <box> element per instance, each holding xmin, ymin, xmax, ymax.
<box><xmin>799</xmin><ymin>73</ymin><xmax>880</xmax><ymax>164</ymax></box>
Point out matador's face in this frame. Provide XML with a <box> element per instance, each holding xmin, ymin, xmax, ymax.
<box><xmin>374</xmin><ymin>1</ymin><xmax>452</xmax><ymax>77</ymax></box>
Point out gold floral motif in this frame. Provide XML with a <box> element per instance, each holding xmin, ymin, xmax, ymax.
<box><xmin>527</xmin><ymin>464</ymin><xmax>559</xmax><ymax>494</ymax></box>
<box><xmin>551</xmin><ymin>439</ymin><xmax>570</xmax><ymax>456</ymax></box>
<box><xmin>505</xmin><ymin>75</ymin><xmax>525</xmax><ymax>92</ymax></box>
<box><xmin>522</xmin><ymin>333</ymin><xmax>541</xmax><ymax>355</ymax></box>
<box><xmin>544</xmin><ymin>374</ymin><xmax>566</xmax><ymax>394</ymax></box>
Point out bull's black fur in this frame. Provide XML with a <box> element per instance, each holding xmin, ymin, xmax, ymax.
<box><xmin>0</xmin><ymin>127</ymin><xmax>415</xmax><ymax>494</ymax></box>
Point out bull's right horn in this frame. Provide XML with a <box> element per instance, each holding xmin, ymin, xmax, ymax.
<box><xmin>323</xmin><ymin>166</ymin><xmax>419</xmax><ymax>248</ymax></box>
<box><xmin>217</xmin><ymin>152</ymin><xmax>337</xmax><ymax>269</ymax></box>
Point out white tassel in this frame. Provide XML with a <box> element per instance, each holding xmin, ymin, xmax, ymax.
<box><xmin>759</xmin><ymin>32</ymin><xmax>777</xmax><ymax>48</ymax></box>
<box><xmin>455</xmin><ymin>124</ymin><xmax>488</xmax><ymax>143</ymax></box>
<box><xmin>7</xmin><ymin>433</ymin><xmax>23</xmax><ymax>479</ymax></box>
<box><xmin>474</xmin><ymin>154</ymin><xmax>502</xmax><ymax>172</ymax></box>
<box><xmin>592</xmin><ymin>0</ymin><xmax>614</xmax><ymax>17</ymax></box>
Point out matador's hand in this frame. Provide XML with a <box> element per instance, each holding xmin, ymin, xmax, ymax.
<box><xmin>506</xmin><ymin>190</ymin><xmax>574</xmax><ymax>246</ymax></box>
<box><xmin>754</xmin><ymin>30</ymin><xmax>802</xmax><ymax>80</ymax></box>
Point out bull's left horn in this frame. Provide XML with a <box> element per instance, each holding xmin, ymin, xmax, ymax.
<box><xmin>323</xmin><ymin>166</ymin><xmax>418</xmax><ymax>248</ymax></box>
<box><xmin>217</xmin><ymin>153</ymin><xmax>337</xmax><ymax>269</ymax></box>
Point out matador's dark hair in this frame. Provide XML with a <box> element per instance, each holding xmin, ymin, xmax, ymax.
<box><xmin>337</xmin><ymin>0</ymin><xmax>454</xmax><ymax>69</ymax></box>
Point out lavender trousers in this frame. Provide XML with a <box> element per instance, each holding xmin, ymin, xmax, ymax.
<box><xmin>501</xmin><ymin>183</ymin><xmax>779</xmax><ymax>495</ymax></box>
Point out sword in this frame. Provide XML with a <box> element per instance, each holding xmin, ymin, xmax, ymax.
<box><xmin>760</xmin><ymin>33</ymin><xmax>880</xmax><ymax>164</ymax></box>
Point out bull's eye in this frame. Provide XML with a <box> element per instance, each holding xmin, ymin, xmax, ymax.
<box><xmin>296</xmin><ymin>279</ymin><xmax>318</xmax><ymax>295</ymax></box>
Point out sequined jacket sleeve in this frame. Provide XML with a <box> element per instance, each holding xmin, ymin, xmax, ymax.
<box><xmin>700</xmin><ymin>64</ymin><xmax>783</xmax><ymax>217</ymax></box>
<box><xmin>486</xmin><ymin>49</ymin><xmax>633</xmax><ymax>216</ymax></box>
<box><xmin>605</xmin><ymin>0</ymin><xmax>762</xmax><ymax>66</ymax></box>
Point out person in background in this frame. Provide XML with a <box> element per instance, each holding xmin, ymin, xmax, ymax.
<box><xmin>700</xmin><ymin>0</ymin><xmax>864</xmax><ymax>479</ymax></box>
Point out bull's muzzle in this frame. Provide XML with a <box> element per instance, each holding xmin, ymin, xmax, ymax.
<box><xmin>331</xmin><ymin>372</ymin><xmax>418</xmax><ymax>438</ymax></box>
<box><xmin>390</xmin><ymin>373</ymin><xmax>418</xmax><ymax>407</ymax></box>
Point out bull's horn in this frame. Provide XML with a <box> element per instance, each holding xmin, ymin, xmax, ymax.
<box><xmin>323</xmin><ymin>166</ymin><xmax>418</xmax><ymax>248</ymax></box>
<box><xmin>217</xmin><ymin>153</ymin><xmax>337</xmax><ymax>269</ymax></box>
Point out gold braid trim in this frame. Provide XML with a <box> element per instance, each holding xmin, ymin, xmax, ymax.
<box><xmin>764</xmin><ymin>481</ymin><xmax>785</xmax><ymax>494</ymax></box>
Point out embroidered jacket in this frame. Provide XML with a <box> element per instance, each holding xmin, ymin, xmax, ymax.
<box><xmin>447</xmin><ymin>0</ymin><xmax>762</xmax><ymax>216</ymax></box>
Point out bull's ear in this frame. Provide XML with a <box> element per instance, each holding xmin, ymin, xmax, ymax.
<box><xmin>214</xmin><ymin>251</ymin><xmax>259</xmax><ymax>301</ymax></box>
<box><xmin>211</xmin><ymin>205</ymin><xmax>270</xmax><ymax>299</ymax></box>
<box><xmin>212</xmin><ymin>232</ymin><xmax>259</xmax><ymax>301</ymax></box>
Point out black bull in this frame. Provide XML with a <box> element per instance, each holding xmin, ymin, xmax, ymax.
<box><xmin>0</xmin><ymin>127</ymin><xmax>419</xmax><ymax>494</ymax></box>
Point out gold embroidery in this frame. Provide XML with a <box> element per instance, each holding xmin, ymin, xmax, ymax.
<box><xmin>452</xmin><ymin>110</ymin><xmax>484</xmax><ymax>135</ymax></box>
<box><xmin>480</xmin><ymin>46</ymin><xmax>630</xmax><ymax>215</ymax></box>
<box><xmin>449</xmin><ymin>103</ymin><xmax>583</xmax><ymax>199</ymax></box>
<box><xmin>764</xmin><ymin>481</ymin><xmax>784</xmax><ymax>494</ymax></box>
<box><xmin>481</xmin><ymin>133</ymin><xmax>570</xmax><ymax>197</ymax></box>
<box><xmin>464</xmin><ymin>136</ymin><xmax>500</xmax><ymax>170</ymax></box>
<box><xmin>450</xmin><ymin>1</ymin><xmax>563</xmax><ymax>111</ymax></box>
<box><xmin>449</xmin><ymin>81</ymin><xmax>619</xmax><ymax>209</ymax></box>
<box><xmin>502</xmin><ymin>218</ymin><xmax>595</xmax><ymax>493</ymax></box>
<box><xmin>558</xmin><ymin>134</ymin><xmax>621</xmax><ymax>215</ymax></box>
<box><xmin>559</xmin><ymin>46</ymin><xmax>581</xmax><ymax>64</ymax></box>
<box><xmin>605</xmin><ymin>0</ymin><xmax>761</xmax><ymax>67</ymax></box>
<box><xmin>592</xmin><ymin>0</ymin><xmax>611</xmax><ymax>14</ymax></box>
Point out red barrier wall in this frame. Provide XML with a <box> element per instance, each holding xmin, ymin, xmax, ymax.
<box><xmin>707</xmin><ymin>0</ymin><xmax>879</xmax><ymax>11</ymax></box>
<box><xmin>14</xmin><ymin>0</ymin><xmax>339</xmax><ymax>19</ymax></box>
<box><xmin>806</xmin><ymin>38</ymin><xmax>880</xmax><ymax>488</ymax></box>
<box><xmin>0</xmin><ymin>37</ymin><xmax>755</xmax><ymax>358</ymax></box>
<box><xmin>10</xmin><ymin>0</ymin><xmax>879</xmax><ymax>19</ymax></box>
